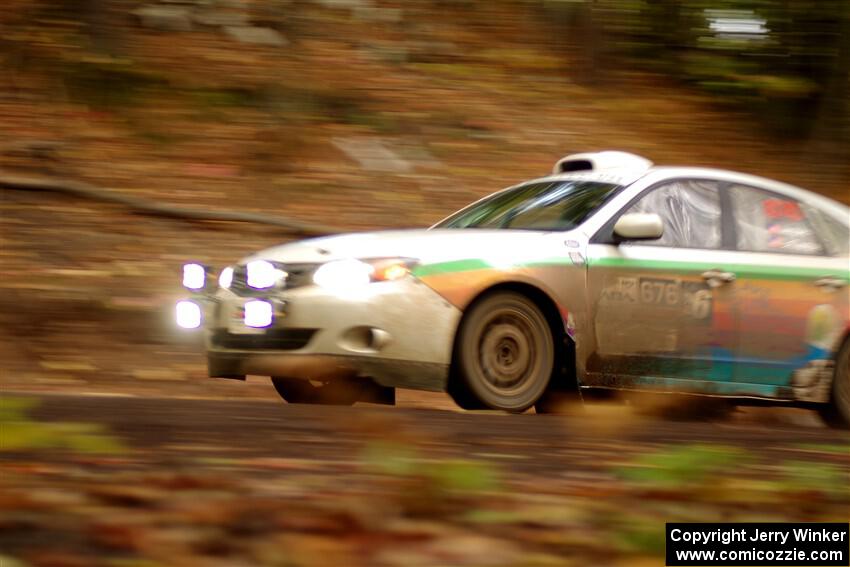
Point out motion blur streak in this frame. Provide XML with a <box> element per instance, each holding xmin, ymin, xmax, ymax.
<box><xmin>0</xmin><ymin>1</ymin><xmax>848</xmax><ymax>566</ymax></box>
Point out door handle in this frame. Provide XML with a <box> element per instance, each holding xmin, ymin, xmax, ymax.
<box><xmin>702</xmin><ymin>269</ymin><xmax>736</xmax><ymax>287</ymax></box>
<box><xmin>814</xmin><ymin>276</ymin><xmax>847</xmax><ymax>290</ymax></box>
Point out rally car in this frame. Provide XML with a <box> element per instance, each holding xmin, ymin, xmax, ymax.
<box><xmin>176</xmin><ymin>151</ymin><xmax>850</xmax><ymax>426</ymax></box>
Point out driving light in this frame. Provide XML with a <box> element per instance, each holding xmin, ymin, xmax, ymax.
<box><xmin>313</xmin><ymin>259</ymin><xmax>374</xmax><ymax>293</ymax></box>
<box><xmin>175</xmin><ymin>300</ymin><xmax>202</xmax><ymax>329</ymax></box>
<box><xmin>218</xmin><ymin>266</ymin><xmax>234</xmax><ymax>289</ymax></box>
<box><xmin>182</xmin><ymin>263</ymin><xmax>206</xmax><ymax>290</ymax></box>
<box><xmin>244</xmin><ymin>299</ymin><xmax>273</xmax><ymax>328</ymax></box>
<box><xmin>247</xmin><ymin>260</ymin><xmax>280</xmax><ymax>289</ymax></box>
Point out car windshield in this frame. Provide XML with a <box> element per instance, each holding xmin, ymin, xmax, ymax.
<box><xmin>435</xmin><ymin>180</ymin><xmax>623</xmax><ymax>230</ymax></box>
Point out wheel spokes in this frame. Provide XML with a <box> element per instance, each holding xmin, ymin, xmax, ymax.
<box><xmin>479</xmin><ymin>313</ymin><xmax>536</xmax><ymax>390</ymax></box>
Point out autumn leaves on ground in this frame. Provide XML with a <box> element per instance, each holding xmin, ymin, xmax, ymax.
<box><xmin>1</xmin><ymin>1</ymin><xmax>849</xmax><ymax>566</ymax></box>
<box><xmin>2</xmin><ymin>394</ymin><xmax>849</xmax><ymax>567</ymax></box>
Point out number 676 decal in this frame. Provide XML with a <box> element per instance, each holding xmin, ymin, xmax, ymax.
<box><xmin>639</xmin><ymin>278</ymin><xmax>713</xmax><ymax>320</ymax></box>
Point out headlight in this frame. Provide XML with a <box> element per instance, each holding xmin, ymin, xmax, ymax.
<box><xmin>182</xmin><ymin>263</ymin><xmax>207</xmax><ymax>291</ymax></box>
<box><xmin>247</xmin><ymin>260</ymin><xmax>286</xmax><ymax>289</ymax></box>
<box><xmin>313</xmin><ymin>259</ymin><xmax>374</xmax><ymax>293</ymax></box>
<box><xmin>218</xmin><ymin>266</ymin><xmax>234</xmax><ymax>289</ymax></box>
<box><xmin>313</xmin><ymin>258</ymin><xmax>417</xmax><ymax>293</ymax></box>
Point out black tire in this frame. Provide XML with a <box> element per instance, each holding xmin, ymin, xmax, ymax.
<box><xmin>818</xmin><ymin>339</ymin><xmax>850</xmax><ymax>429</ymax></box>
<box><xmin>535</xmin><ymin>336</ymin><xmax>581</xmax><ymax>414</ymax></box>
<box><xmin>450</xmin><ymin>291</ymin><xmax>555</xmax><ymax>412</ymax></box>
<box><xmin>271</xmin><ymin>376</ymin><xmax>361</xmax><ymax>406</ymax></box>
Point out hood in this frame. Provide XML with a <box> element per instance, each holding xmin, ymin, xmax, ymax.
<box><xmin>243</xmin><ymin>229</ymin><xmax>575</xmax><ymax>267</ymax></box>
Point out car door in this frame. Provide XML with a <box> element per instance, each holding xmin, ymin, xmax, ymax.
<box><xmin>726</xmin><ymin>183</ymin><xmax>850</xmax><ymax>400</ymax></box>
<box><xmin>584</xmin><ymin>178</ymin><xmax>741</xmax><ymax>392</ymax></box>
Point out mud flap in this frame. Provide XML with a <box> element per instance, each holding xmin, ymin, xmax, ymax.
<box><xmin>791</xmin><ymin>360</ymin><xmax>833</xmax><ymax>403</ymax></box>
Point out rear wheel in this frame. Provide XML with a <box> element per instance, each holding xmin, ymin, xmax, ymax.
<box><xmin>271</xmin><ymin>376</ymin><xmax>362</xmax><ymax>406</ymax></box>
<box><xmin>449</xmin><ymin>292</ymin><xmax>555</xmax><ymax>412</ymax></box>
<box><xmin>818</xmin><ymin>340</ymin><xmax>850</xmax><ymax>429</ymax></box>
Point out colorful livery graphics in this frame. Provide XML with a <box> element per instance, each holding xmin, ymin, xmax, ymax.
<box><xmin>177</xmin><ymin>151</ymin><xmax>850</xmax><ymax>425</ymax></box>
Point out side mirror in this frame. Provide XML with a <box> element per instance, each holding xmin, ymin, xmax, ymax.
<box><xmin>613</xmin><ymin>213</ymin><xmax>663</xmax><ymax>241</ymax></box>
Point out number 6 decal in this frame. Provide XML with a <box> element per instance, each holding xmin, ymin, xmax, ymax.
<box><xmin>690</xmin><ymin>289</ymin><xmax>712</xmax><ymax>320</ymax></box>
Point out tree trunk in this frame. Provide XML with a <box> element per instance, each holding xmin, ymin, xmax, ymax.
<box><xmin>806</xmin><ymin>3</ymin><xmax>850</xmax><ymax>165</ymax></box>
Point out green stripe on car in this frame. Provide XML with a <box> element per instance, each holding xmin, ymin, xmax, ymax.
<box><xmin>413</xmin><ymin>259</ymin><xmax>494</xmax><ymax>277</ymax></box>
<box><xmin>587</xmin><ymin>257</ymin><xmax>848</xmax><ymax>281</ymax></box>
<box><xmin>414</xmin><ymin>256</ymin><xmax>847</xmax><ymax>282</ymax></box>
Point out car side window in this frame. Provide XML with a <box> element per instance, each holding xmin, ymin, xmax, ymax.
<box><xmin>729</xmin><ymin>185</ymin><xmax>824</xmax><ymax>255</ymax></box>
<box><xmin>804</xmin><ymin>205</ymin><xmax>850</xmax><ymax>257</ymax></box>
<box><xmin>623</xmin><ymin>179</ymin><xmax>721</xmax><ymax>248</ymax></box>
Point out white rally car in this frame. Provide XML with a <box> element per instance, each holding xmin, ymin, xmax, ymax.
<box><xmin>177</xmin><ymin>151</ymin><xmax>850</xmax><ymax>426</ymax></box>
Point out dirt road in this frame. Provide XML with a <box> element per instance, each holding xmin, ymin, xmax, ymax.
<box><xmin>19</xmin><ymin>392</ymin><xmax>850</xmax><ymax>475</ymax></box>
<box><xmin>3</xmin><ymin>392</ymin><xmax>849</xmax><ymax>567</ymax></box>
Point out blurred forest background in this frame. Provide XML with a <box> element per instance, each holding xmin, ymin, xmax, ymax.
<box><xmin>0</xmin><ymin>0</ymin><xmax>848</xmax><ymax>391</ymax></box>
<box><xmin>1</xmin><ymin>4</ymin><xmax>849</xmax><ymax>567</ymax></box>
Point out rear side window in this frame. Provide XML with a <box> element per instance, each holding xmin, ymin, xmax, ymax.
<box><xmin>623</xmin><ymin>179</ymin><xmax>721</xmax><ymax>249</ymax></box>
<box><xmin>805</xmin><ymin>206</ymin><xmax>850</xmax><ymax>257</ymax></box>
<box><xmin>729</xmin><ymin>185</ymin><xmax>824</xmax><ymax>255</ymax></box>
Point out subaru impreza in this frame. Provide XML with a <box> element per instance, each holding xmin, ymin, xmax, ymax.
<box><xmin>176</xmin><ymin>151</ymin><xmax>850</xmax><ymax>426</ymax></box>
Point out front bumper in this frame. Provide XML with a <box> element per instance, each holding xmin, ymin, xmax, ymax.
<box><xmin>204</xmin><ymin>277</ymin><xmax>462</xmax><ymax>392</ymax></box>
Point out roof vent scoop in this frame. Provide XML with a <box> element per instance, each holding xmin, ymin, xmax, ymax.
<box><xmin>553</xmin><ymin>151</ymin><xmax>653</xmax><ymax>175</ymax></box>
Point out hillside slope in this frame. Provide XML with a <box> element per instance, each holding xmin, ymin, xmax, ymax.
<box><xmin>1</xmin><ymin>0</ymin><xmax>847</xmax><ymax>393</ymax></box>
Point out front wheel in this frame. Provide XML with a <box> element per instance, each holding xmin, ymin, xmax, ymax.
<box><xmin>271</xmin><ymin>376</ymin><xmax>361</xmax><ymax>406</ymax></box>
<box><xmin>818</xmin><ymin>340</ymin><xmax>850</xmax><ymax>429</ymax></box>
<box><xmin>449</xmin><ymin>291</ymin><xmax>555</xmax><ymax>412</ymax></box>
